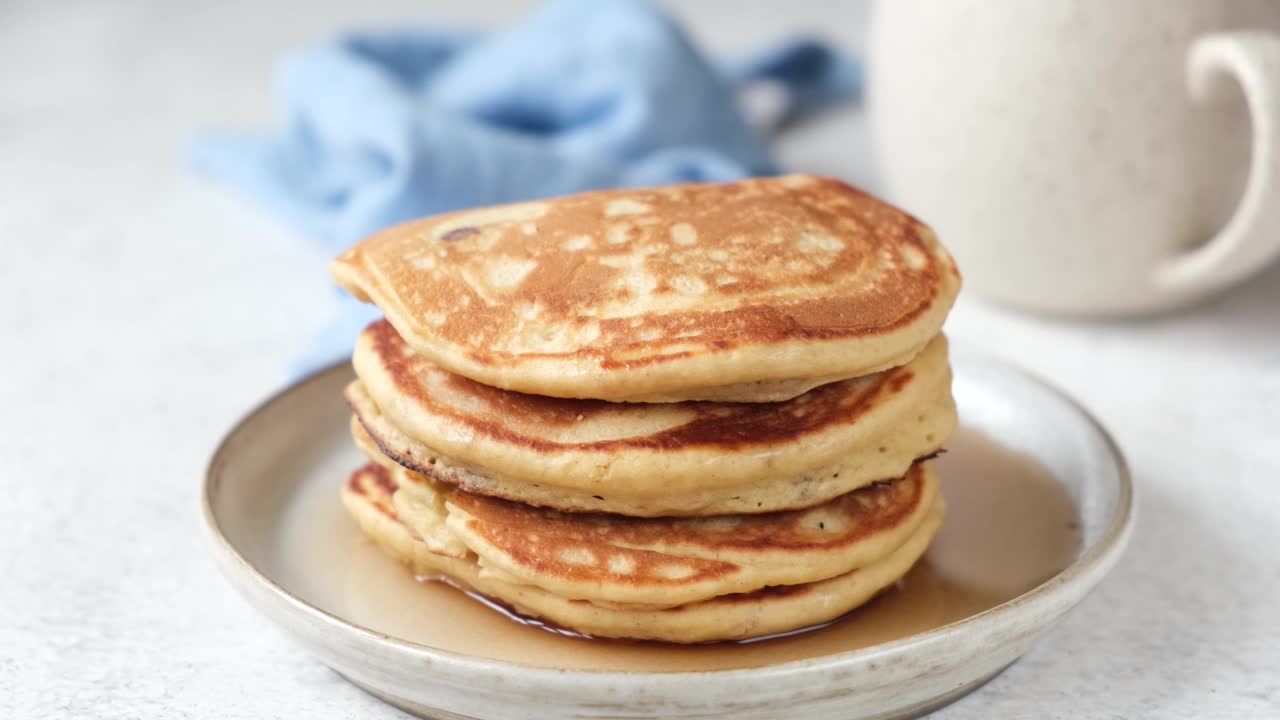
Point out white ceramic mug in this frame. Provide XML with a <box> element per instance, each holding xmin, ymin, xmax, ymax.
<box><xmin>868</xmin><ymin>0</ymin><xmax>1280</xmax><ymax>316</ymax></box>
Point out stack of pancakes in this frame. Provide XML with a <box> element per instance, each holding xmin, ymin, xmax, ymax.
<box><xmin>331</xmin><ymin>174</ymin><xmax>960</xmax><ymax>643</ymax></box>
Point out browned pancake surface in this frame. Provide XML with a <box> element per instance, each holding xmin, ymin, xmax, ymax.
<box><xmin>347</xmin><ymin>462</ymin><xmax>397</xmax><ymax>516</ymax></box>
<box><xmin>332</xmin><ymin>174</ymin><xmax>959</xmax><ymax>399</ymax></box>
<box><xmin>447</xmin><ymin>464</ymin><xmax>930</xmax><ymax>590</ymax></box>
<box><xmin>361</xmin><ymin>318</ymin><xmax>918</xmax><ymax>454</ymax></box>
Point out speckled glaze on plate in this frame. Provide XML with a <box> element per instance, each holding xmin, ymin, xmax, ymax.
<box><xmin>203</xmin><ymin>345</ymin><xmax>1134</xmax><ymax>720</ymax></box>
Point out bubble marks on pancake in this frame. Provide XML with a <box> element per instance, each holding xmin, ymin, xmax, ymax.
<box><xmin>331</xmin><ymin>174</ymin><xmax>960</xmax><ymax>401</ymax></box>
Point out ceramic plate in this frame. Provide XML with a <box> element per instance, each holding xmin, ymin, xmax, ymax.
<box><xmin>203</xmin><ymin>344</ymin><xmax>1133</xmax><ymax>720</ymax></box>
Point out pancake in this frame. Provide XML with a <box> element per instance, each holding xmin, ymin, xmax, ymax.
<box><xmin>361</xmin><ymin>440</ymin><xmax>940</xmax><ymax>607</ymax></box>
<box><xmin>331</xmin><ymin>174</ymin><xmax>960</xmax><ymax>402</ymax></box>
<box><xmin>443</xmin><ymin>462</ymin><xmax>938</xmax><ymax>607</ymax></box>
<box><xmin>346</xmin><ymin>321</ymin><xmax>956</xmax><ymax>516</ymax></box>
<box><xmin>342</xmin><ymin>463</ymin><xmax>945</xmax><ymax>643</ymax></box>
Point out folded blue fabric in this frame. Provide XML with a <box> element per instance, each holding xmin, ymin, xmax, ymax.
<box><xmin>190</xmin><ymin>0</ymin><xmax>860</xmax><ymax>373</ymax></box>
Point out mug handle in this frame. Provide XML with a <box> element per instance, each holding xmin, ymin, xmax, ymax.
<box><xmin>1158</xmin><ymin>31</ymin><xmax>1280</xmax><ymax>293</ymax></box>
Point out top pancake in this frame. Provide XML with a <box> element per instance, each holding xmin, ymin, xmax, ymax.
<box><xmin>331</xmin><ymin>174</ymin><xmax>960</xmax><ymax>402</ymax></box>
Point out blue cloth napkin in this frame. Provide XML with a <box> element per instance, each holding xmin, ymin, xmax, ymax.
<box><xmin>190</xmin><ymin>0</ymin><xmax>860</xmax><ymax>373</ymax></box>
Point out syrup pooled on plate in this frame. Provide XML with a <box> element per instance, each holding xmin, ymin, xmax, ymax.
<box><xmin>278</xmin><ymin>427</ymin><xmax>1081</xmax><ymax>673</ymax></box>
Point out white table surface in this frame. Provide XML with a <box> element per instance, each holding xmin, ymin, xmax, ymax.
<box><xmin>3</xmin><ymin>1</ymin><xmax>1277</xmax><ymax>717</ymax></box>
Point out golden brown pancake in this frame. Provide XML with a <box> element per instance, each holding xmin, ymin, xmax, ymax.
<box><xmin>346</xmin><ymin>321</ymin><xmax>956</xmax><ymax>516</ymax></box>
<box><xmin>443</xmin><ymin>462</ymin><xmax>938</xmax><ymax>607</ymax></box>
<box><xmin>331</xmin><ymin>174</ymin><xmax>960</xmax><ymax>402</ymax></box>
<box><xmin>342</xmin><ymin>463</ymin><xmax>944</xmax><ymax>643</ymax></box>
<box><xmin>357</xmin><ymin>438</ymin><xmax>939</xmax><ymax>606</ymax></box>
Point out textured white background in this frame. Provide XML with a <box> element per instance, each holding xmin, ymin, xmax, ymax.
<box><xmin>2</xmin><ymin>1</ymin><xmax>1277</xmax><ymax>718</ymax></box>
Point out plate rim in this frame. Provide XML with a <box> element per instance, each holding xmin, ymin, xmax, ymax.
<box><xmin>202</xmin><ymin>349</ymin><xmax>1135</xmax><ymax>683</ymax></box>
